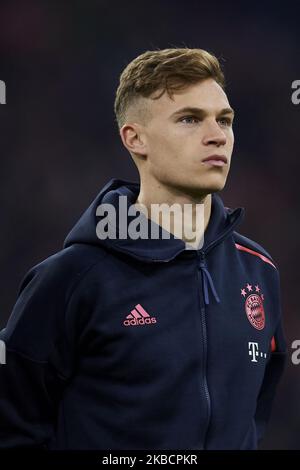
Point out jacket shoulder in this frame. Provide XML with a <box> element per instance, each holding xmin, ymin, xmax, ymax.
<box><xmin>18</xmin><ymin>243</ymin><xmax>108</xmax><ymax>297</ymax></box>
<box><xmin>1</xmin><ymin>244</ymin><xmax>108</xmax><ymax>361</ymax></box>
<box><xmin>233</xmin><ymin>231</ymin><xmax>277</xmax><ymax>270</ymax></box>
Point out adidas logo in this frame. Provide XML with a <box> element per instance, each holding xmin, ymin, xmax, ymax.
<box><xmin>123</xmin><ymin>303</ymin><xmax>157</xmax><ymax>327</ymax></box>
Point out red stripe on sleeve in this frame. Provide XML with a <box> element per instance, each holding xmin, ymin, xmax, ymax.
<box><xmin>235</xmin><ymin>243</ymin><xmax>276</xmax><ymax>269</ymax></box>
<box><xmin>271</xmin><ymin>336</ymin><xmax>276</xmax><ymax>352</ymax></box>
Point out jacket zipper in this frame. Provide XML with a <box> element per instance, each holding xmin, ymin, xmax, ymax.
<box><xmin>197</xmin><ymin>250</ymin><xmax>211</xmax><ymax>449</ymax></box>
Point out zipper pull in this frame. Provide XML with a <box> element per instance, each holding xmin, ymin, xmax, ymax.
<box><xmin>198</xmin><ymin>250</ymin><xmax>206</xmax><ymax>269</ymax></box>
<box><xmin>197</xmin><ymin>251</ymin><xmax>220</xmax><ymax>305</ymax></box>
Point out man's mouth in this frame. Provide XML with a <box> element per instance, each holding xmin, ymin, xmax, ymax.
<box><xmin>201</xmin><ymin>155</ymin><xmax>228</xmax><ymax>166</ymax></box>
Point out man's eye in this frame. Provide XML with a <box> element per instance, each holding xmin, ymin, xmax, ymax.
<box><xmin>179</xmin><ymin>116</ymin><xmax>200</xmax><ymax>124</ymax></box>
<box><xmin>218</xmin><ymin>117</ymin><xmax>233</xmax><ymax>127</ymax></box>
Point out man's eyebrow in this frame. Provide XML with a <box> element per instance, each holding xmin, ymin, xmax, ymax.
<box><xmin>170</xmin><ymin>106</ymin><xmax>235</xmax><ymax>118</ymax></box>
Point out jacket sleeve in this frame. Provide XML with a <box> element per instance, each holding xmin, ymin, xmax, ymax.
<box><xmin>0</xmin><ymin>260</ymin><xmax>77</xmax><ymax>448</ymax></box>
<box><xmin>254</xmin><ymin>273</ymin><xmax>287</xmax><ymax>445</ymax></box>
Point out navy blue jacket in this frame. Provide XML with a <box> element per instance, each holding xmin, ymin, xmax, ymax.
<box><xmin>0</xmin><ymin>179</ymin><xmax>286</xmax><ymax>449</ymax></box>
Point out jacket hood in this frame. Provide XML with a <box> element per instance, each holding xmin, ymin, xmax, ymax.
<box><xmin>64</xmin><ymin>178</ymin><xmax>245</xmax><ymax>261</ymax></box>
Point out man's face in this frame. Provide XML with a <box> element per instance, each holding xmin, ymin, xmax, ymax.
<box><xmin>141</xmin><ymin>78</ymin><xmax>234</xmax><ymax>196</ymax></box>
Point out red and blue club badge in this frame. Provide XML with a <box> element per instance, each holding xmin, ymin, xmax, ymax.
<box><xmin>241</xmin><ymin>283</ymin><xmax>265</xmax><ymax>330</ymax></box>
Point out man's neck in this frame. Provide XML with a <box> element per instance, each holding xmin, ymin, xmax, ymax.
<box><xmin>135</xmin><ymin>181</ymin><xmax>212</xmax><ymax>249</ymax></box>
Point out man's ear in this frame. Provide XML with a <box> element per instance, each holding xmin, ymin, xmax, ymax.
<box><xmin>119</xmin><ymin>123</ymin><xmax>147</xmax><ymax>156</ymax></box>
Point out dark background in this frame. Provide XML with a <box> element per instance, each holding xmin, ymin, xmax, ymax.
<box><xmin>0</xmin><ymin>0</ymin><xmax>299</xmax><ymax>449</ymax></box>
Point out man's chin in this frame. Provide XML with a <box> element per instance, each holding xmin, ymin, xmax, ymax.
<box><xmin>160</xmin><ymin>175</ymin><xmax>227</xmax><ymax>198</ymax></box>
<box><xmin>185</xmin><ymin>178</ymin><xmax>227</xmax><ymax>196</ymax></box>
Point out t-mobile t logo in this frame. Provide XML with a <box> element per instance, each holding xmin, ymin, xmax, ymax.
<box><xmin>248</xmin><ymin>341</ymin><xmax>267</xmax><ymax>363</ymax></box>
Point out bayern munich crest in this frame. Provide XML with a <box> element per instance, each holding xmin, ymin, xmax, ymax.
<box><xmin>241</xmin><ymin>283</ymin><xmax>265</xmax><ymax>330</ymax></box>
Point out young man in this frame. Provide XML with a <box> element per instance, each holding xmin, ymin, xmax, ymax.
<box><xmin>0</xmin><ymin>48</ymin><xmax>286</xmax><ymax>450</ymax></box>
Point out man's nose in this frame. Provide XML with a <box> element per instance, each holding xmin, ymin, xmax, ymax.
<box><xmin>202</xmin><ymin>120</ymin><xmax>227</xmax><ymax>147</ymax></box>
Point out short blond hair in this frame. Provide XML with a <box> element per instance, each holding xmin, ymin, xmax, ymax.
<box><xmin>114</xmin><ymin>47</ymin><xmax>225</xmax><ymax>129</ymax></box>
